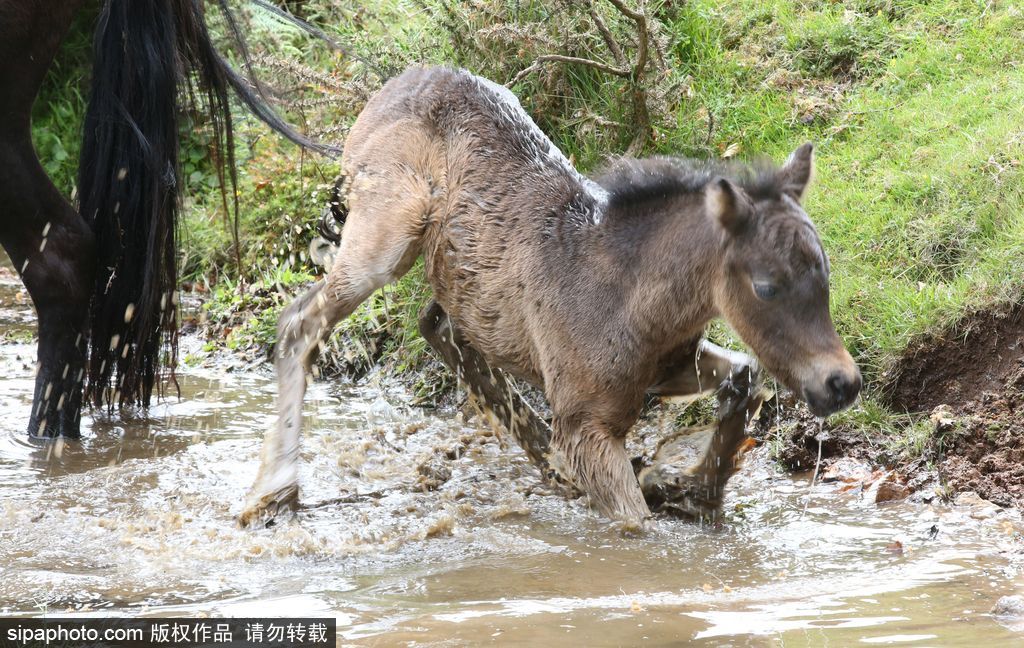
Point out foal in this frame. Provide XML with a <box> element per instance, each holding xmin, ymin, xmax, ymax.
<box><xmin>240</xmin><ymin>65</ymin><xmax>860</xmax><ymax>525</ymax></box>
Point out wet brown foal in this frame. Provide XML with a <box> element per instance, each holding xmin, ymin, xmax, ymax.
<box><xmin>241</xmin><ymin>65</ymin><xmax>860</xmax><ymax>526</ymax></box>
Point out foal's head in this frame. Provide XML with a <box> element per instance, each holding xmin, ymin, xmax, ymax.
<box><xmin>707</xmin><ymin>143</ymin><xmax>860</xmax><ymax>416</ymax></box>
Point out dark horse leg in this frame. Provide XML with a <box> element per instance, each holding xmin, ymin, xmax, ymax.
<box><xmin>0</xmin><ymin>0</ymin><xmax>93</xmax><ymax>437</ymax></box>
<box><xmin>639</xmin><ymin>341</ymin><xmax>769</xmax><ymax>520</ymax></box>
<box><xmin>417</xmin><ymin>300</ymin><xmax>569</xmax><ymax>487</ymax></box>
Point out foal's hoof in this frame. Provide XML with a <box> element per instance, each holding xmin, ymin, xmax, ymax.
<box><xmin>636</xmin><ymin>425</ymin><xmax>723</xmax><ymax>521</ymax></box>
<box><xmin>238</xmin><ymin>483</ymin><xmax>300</xmax><ymax>529</ymax></box>
<box><xmin>638</xmin><ymin>463</ymin><xmax>723</xmax><ymax>521</ymax></box>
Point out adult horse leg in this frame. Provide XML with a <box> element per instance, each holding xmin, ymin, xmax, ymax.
<box><xmin>417</xmin><ymin>300</ymin><xmax>570</xmax><ymax>487</ymax></box>
<box><xmin>239</xmin><ymin>201</ymin><xmax>424</xmax><ymax>527</ymax></box>
<box><xmin>0</xmin><ymin>147</ymin><xmax>94</xmax><ymax>439</ymax></box>
<box><xmin>639</xmin><ymin>341</ymin><xmax>769</xmax><ymax>519</ymax></box>
<box><xmin>0</xmin><ymin>0</ymin><xmax>92</xmax><ymax>438</ymax></box>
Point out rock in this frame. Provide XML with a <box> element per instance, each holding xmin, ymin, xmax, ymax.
<box><xmin>955</xmin><ymin>491</ymin><xmax>988</xmax><ymax>506</ymax></box>
<box><xmin>876</xmin><ymin>478</ymin><xmax>912</xmax><ymax>504</ymax></box>
<box><xmin>822</xmin><ymin>457</ymin><xmax>873</xmax><ymax>484</ymax></box>
<box><xmin>954</xmin><ymin>491</ymin><xmax>1002</xmax><ymax>519</ymax></box>
<box><xmin>416</xmin><ymin>457</ymin><xmax>452</xmax><ymax>491</ymax></box>
<box><xmin>929</xmin><ymin>404</ymin><xmax>957</xmax><ymax>434</ymax></box>
<box><xmin>992</xmin><ymin>595</ymin><xmax>1024</xmax><ymax>618</ymax></box>
<box><xmin>905</xmin><ymin>471</ymin><xmax>935</xmax><ymax>494</ymax></box>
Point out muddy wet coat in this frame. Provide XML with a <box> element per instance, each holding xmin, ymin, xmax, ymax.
<box><xmin>241</xmin><ymin>65</ymin><xmax>861</xmax><ymax>525</ymax></box>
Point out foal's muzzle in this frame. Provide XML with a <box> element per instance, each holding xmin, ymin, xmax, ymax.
<box><xmin>805</xmin><ymin>366</ymin><xmax>861</xmax><ymax>417</ymax></box>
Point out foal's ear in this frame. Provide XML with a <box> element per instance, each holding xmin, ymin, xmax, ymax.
<box><xmin>705</xmin><ymin>177</ymin><xmax>750</xmax><ymax>235</ymax></box>
<box><xmin>778</xmin><ymin>142</ymin><xmax>814</xmax><ymax>201</ymax></box>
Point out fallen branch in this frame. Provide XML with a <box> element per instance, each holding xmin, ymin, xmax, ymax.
<box><xmin>589</xmin><ymin>7</ymin><xmax>626</xmax><ymax>67</ymax></box>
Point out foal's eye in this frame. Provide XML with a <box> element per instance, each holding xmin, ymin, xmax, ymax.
<box><xmin>753</xmin><ymin>282</ymin><xmax>778</xmax><ymax>300</ymax></box>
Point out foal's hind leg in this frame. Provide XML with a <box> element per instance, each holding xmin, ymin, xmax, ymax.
<box><xmin>239</xmin><ymin>206</ymin><xmax>424</xmax><ymax>527</ymax></box>
<box><xmin>639</xmin><ymin>341</ymin><xmax>768</xmax><ymax>520</ymax></box>
<box><xmin>418</xmin><ymin>300</ymin><xmax>567</xmax><ymax>486</ymax></box>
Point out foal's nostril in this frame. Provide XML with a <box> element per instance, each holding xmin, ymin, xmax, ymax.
<box><xmin>826</xmin><ymin>372</ymin><xmax>842</xmax><ymax>396</ymax></box>
<box><xmin>826</xmin><ymin>370</ymin><xmax>860</xmax><ymax>406</ymax></box>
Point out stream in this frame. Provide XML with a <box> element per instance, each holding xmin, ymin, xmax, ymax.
<box><xmin>1</xmin><ymin>252</ymin><xmax>1023</xmax><ymax>646</ymax></box>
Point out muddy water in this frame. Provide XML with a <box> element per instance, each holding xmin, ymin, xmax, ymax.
<box><xmin>2</xmin><ymin>252</ymin><xmax>1023</xmax><ymax>646</ymax></box>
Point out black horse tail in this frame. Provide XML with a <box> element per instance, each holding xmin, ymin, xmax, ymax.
<box><xmin>317</xmin><ymin>175</ymin><xmax>349</xmax><ymax>245</ymax></box>
<box><xmin>79</xmin><ymin>0</ymin><xmax>336</xmax><ymax>410</ymax></box>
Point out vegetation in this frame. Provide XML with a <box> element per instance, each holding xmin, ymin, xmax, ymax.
<box><xmin>30</xmin><ymin>0</ymin><xmax>1024</xmax><ymax>454</ymax></box>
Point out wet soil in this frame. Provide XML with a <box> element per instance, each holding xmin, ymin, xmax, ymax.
<box><xmin>886</xmin><ymin>306</ymin><xmax>1024</xmax><ymax>414</ymax></box>
<box><xmin>936</xmin><ymin>384</ymin><xmax>1024</xmax><ymax>508</ymax></box>
<box><xmin>756</xmin><ymin>399</ymin><xmax>884</xmax><ymax>474</ymax></box>
<box><xmin>888</xmin><ymin>306</ymin><xmax>1024</xmax><ymax>508</ymax></box>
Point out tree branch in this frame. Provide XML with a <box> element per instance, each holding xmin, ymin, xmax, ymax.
<box><xmin>605</xmin><ymin>0</ymin><xmax>651</xmax><ymax>155</ymax></box>
<box><xmin>506</xmin><ymin>0</ymin><xmax>655</xmax><ymax>156</ymax></box>
<box><xmin>589</xmin><ymin>7</ymin><xmax>626</xmax><ymax>67</ymax></box>
<box><xmin>605</xmin><ymin>0</ymin><xmax>644</xmax><ymax>22</ymax></box>
<box><xmin>507</xmin><ymin>54</ymin><xmax>629</xmax><ymax>87</ymax></box>
<box><xmin>607</xmin><ymin>0</ymin><xmax>648</xmax><ymax>82</ymax></box>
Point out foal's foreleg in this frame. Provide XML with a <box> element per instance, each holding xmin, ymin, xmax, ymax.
<box><xmin>552</xmin><ymin>415</ymin><xmax>651</xmax><ymax>524</ymax></box>
<box><xmin>418</xmin><ymin>300</ymin><xmax>567</xmax><ymax>485</ymax></box>
<box><xmin>639</xmin><ymin>341</ymin><xmax>768</xmax><ymax>520</ymax></box>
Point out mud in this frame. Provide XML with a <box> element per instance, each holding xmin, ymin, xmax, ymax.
<box><xmin>757</xmin><ymin>399</ymin><xmax>881</xmax><ymax>472</ymax></box>
<box><xmin>884</xmin><ymin>305</ymin><xmax>1024</xmax><ymax>508</ymax></box>
<box><xmin>937</xmin><ymin>387</ymin><xmax>1024</xmax><ymax>508</ymax></box>
<box><xmin>886</xmin><ymin>306</ymin><xmax>1024</xmax><ymax>413</ymax></box>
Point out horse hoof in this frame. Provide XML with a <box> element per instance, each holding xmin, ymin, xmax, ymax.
<box><xmin>238</xmin><ymin>483</ymin><xmax>300</xmax><ymax>529</ymax></box>
<box><xmin>638</xmin><ymin>464</ymin><xmax>722</xmax><ymax>521</ymax></box>
<box><xmin>616</xmin><ymin>516</ymin><xmax>653</xmax><ymax>536</ymax></box>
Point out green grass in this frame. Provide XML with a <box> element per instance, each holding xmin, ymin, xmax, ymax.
<box><xmin>795</xmin><ymin>5</ymin><xmax>1024</xmax><ymax>377</ymax></box>
<box><xmin>28</xmin><ymin>1</ymin><xmax>1024</xmax><ymax>450</ymax></box>
<box><xmin>30</xmin><ymin>6</ymin><xmax>96</xmax><ymax>195</ymax></box>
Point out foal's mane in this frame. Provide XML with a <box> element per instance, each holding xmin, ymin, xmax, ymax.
<box><xmin>592</xmin><ymin>156</ymin><xmax>785</xmax><ymax>208</ymax></box>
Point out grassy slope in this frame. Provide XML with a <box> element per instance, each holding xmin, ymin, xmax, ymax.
<box><xmin>814</xmin><ymin>5</ymin><xmax>1024</xmax><ymax>380</ymax></box>
<box><xmin>28</xmin><ymin>1</ymin><xmax>1024</xmax><ymax>441</ymax></box>
<box><xmin>658</xmin><ymin>1</ymin><xmax>1024</xmax><ymax>381</ymax></box>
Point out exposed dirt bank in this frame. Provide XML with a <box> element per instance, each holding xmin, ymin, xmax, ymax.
<box><xmin>889</xmin><ymin>305</ymin><xmax>1024</xmax><ymax>508</ymax></box>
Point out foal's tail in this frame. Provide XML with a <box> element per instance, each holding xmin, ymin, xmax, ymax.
<box><xmin>78</xmin><ymin>0</ymin><xmax>335</xmax><ymax>409</ymax></box>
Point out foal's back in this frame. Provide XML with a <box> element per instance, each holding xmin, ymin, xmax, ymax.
<box><xmin>341</xmin><ymin>66</ymin><xmax>603</xmax><ymax>381</ymax></box>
